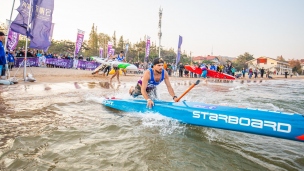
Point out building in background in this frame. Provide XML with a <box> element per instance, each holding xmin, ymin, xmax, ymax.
<box><xmin>246</xmin><ymin>56</ymin><xmax>291</xmax><ymax>75</ymax></box>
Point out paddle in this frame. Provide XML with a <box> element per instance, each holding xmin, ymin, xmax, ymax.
<box><xmin>176</xmin><ymin>80</ymin><xmax>200</xmax><ymax>102</ymax></box>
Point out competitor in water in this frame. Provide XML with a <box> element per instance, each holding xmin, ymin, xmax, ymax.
<box><xmin>200</xmin><ymin>64</ymin><xmax>208</xmax><ymax>83</ymax></box>
<box><xmin>110</xmin><ymin>51</ymin><xmax>126</xmax><ymax>84</ymax></box>
<box><xmin>129</xmin><ymin>58</ymin><xmax>178</xmax><ymax>108</ymax></box>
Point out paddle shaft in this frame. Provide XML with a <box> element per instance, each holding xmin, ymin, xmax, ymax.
<box><xmin>176</xmin><ymin>80</ymin><xmax>200</xmax><ymax>102</ymax></box>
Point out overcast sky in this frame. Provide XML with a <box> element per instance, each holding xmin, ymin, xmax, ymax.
<box><xmin>1</xmin><ymin>0</ymin><xmax>304</xmax><ymax>59</ymax></box>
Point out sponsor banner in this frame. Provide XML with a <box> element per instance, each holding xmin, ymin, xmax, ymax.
<box><xmin>15</xmin><ymin>57</ymin><xmax>39</xmax><ymax>67</ymax></box>
<box><xmin>74</xmin><ymin>29</ymin><xmax>85</xmax><ymax>55</ymax></box>
<box><xmin>45</xmin><ymin>58</ymin><xmax>74</xmax><ymax>68</ymax></box>
<box><xmin>110</xmin><ymin>48</ymin><xmax>115</xmax><ymax>56</ymax></box>
<box><xmin>15</xmin><ymin>58</ymin><xmax>100</xmax><ymax>70</ymax></box>
<box><xmin>6</xmin><ymin>28</ymin><xmax>20</xmax><ymax>51</ymax></box>
<box><xmin>77</xmin><ymin>60</ymin><xmax>99</xmax><ymax>70</ymax></box>
<box><xmin>99</xmin><ymin>48</ymin><xmax>103</xmax><ymax>58</ymax></box>
<box><xmin>29</xmin><ymin>0</ymin><xmax>54</xmax><ymax>51</ymax></box>
<box><xmin>176</xmin><ymin>35</ymin><xmax>183</xmax><ymax>66</ymax></box>
<box><xmin>10</xmin><ymin>0</ymin><xmax>34</xmax><ymax>38</ymax></box>
<box><xmin>107</xmin><ymin>41</ymin><xmax>113</xmax><ymax>58</ymax></box>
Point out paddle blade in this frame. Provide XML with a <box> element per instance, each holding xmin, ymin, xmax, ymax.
<box><xmin>194</xmin><ymin>80</ymin><xmax>200</xmax><ymax>85</ymax></box>
<box><xmin>176</xmin><ymin>80</ymin><xmax>200</xmax><ymax>102</ymax></box>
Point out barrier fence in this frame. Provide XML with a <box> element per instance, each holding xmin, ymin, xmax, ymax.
<box><xmin>14</xmin><ymin>57</ymin><xmax>100</xmax><ymax>70</ymax></box>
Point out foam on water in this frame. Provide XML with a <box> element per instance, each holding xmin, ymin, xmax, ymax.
<box><xmin>127</xmin><ymin>112</ymin><xmax>186</xmax><ymax>136</ymax></box>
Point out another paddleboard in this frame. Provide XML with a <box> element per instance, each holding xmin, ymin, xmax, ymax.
<box><xmin>185</xmin><ymin>65</ymin><xmax>235</xmax><ymax>80</ymax></box>
<box><xmin>92</xmin><ymin>63</ymin><xmax>109</xmax><ymax>75</ymax></box>
<box><xmin>125</xmin><ymin>64</ymin><xmax>138</xmax><ymax>71</ymax></box>
<box><xmin>117</xmin><ymin>63</ymin><xmax>130</xmax><ymax>69</ymax></box>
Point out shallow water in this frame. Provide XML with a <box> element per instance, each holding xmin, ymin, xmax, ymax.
<box><xmin>0</xmin><ymin>79</ymin><xmax>304</xmax><ymax>170</ymax></box>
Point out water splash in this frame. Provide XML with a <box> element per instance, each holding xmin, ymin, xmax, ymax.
<box><xmin>126</xmin><ymin>112</ymin><xmax>186</xmax><ymax>136</ymax></box>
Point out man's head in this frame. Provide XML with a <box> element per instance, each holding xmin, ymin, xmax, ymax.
<box><xmin>120</xmin><ymin>51</ymin><xmax>124</xmax><ymax>56</ymax></box>
<box><xmin>0</xmin><ymin>31</ymin><xmax>6</xmax><ymax>41</ymax></box>
<box><xmin>153</xmin><ymin>58</ymin><xmax>164</xmax><ymax>74</ymax></box>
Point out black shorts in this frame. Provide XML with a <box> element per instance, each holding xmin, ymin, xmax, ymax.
<box><xmin>113</xmin><ymin>67</ymin><xmax>119</xmax><ymax>71</ymax></box>
<box><xmin>130</xmin><ymin>84</ymin><xmax>157</xmax><ymax>100</ymax></box>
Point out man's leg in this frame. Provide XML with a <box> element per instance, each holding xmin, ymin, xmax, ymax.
<box><xmin>116</xmin><ymin>70</ymin><xmax>120</xmax><ymax>84</ymax></box>
<box><xmin>110</xmin><ymin>68</ymin><xmax>117</xmax><ymax>83</ymax></box>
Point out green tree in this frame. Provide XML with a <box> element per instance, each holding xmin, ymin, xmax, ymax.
<box><xmin>289</xmin><ymin>59</ymin><xmax>302</xmax><ymax>74</ymax></box>
<box><xmin>98</xmin><ymin>33</ymin><xmax>111</xmax><ymax>57</ymax></box>
<box><xmin>117</xmin><ymin>35</ymin><xmax>124</xmax><ymax>53</ymax></box>
<box><xmin>85</xmin><ymin>23</ymin><xmax>99</xmax><ymax>57</ymax></box>
<box><xmin>112</xmin><ymin>31</ymin><xmax>117</xmax><ymax>48</ymax></box>
<box><xmin>277</xmin><ymin>55</ymin><xmax>286</xmax><ymax>62</ymax></box>
<box><xmin>233</xmin><ymin>52</ymin><xmax>254</xmax><ymax>71</ymax></box>
<box><xmin>46</xmin><ymin>40</ymin><xmax>89</xmax><ymax>56</ymax></box>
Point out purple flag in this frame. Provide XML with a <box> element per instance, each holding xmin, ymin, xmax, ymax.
<box><xmin>107</xmin><ymin>41</ymin><xmax>113</xmax><ymax>58</ymax></box>
<box><xmin>110</xmin><ymin>48</ymin><xmax>115</xmax><ymax>56</ymax></box>
<box><xmin>176</xmin><ymin>35</ymin><xmax>183</xmax><ymax>66</ymax></box>
<box><xmin>99</xmin><ymin>48</ymin><xmax>103</xmax><ymax>58</ymax></box>
<box><xmin>7</xmin><ymin>28</ymin><xmax>20</xmax><ymax>51</ymax></box>
<box><xmin>74</xmin><ymin>29</ymin><xmax>85</xmax><ymax>55</ymax></box>
<box><xmin>145</xmin><ymin>36</ymin><xmax>151</xmax><ymax>62</ymax></box>
<box><xmin>10</xmin><ymin>0</ymin><xmax>36</xmax><ymax>38</ymax></box>
<box><xmin>29</xmin><ymin>0</ymin><xmax>54</xmax><ymax>51</ymax></box>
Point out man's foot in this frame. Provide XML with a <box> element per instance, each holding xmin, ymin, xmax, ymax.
<box><xmin>129</xmin><ymin>86</ymin><xmax>134</xmax><ymax>95</ymax></box>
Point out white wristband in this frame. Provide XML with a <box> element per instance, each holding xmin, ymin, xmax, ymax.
<box><xmin>147</xmin><ymin>99</ymin><xmax>152</xmax><ymax>101</ymax></box>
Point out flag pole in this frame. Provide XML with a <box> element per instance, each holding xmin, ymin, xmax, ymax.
<box><xmin>23</xmin><ymin>0</ymin><xmax>33</xmax><ymax>81</ymax></box>
<box><xmin>4</xmin><ymin>0</ymin><xmax>16</xmax><ymax>52</ymax></box>
<box><xmin>3</xmin><ymin>0</ymin><xmax>16</xmax><ymax>79</ymax></box>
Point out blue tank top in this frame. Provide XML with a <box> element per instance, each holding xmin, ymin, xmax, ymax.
<box><xmin>116</xmin><ymin>55</ymin><xmax>124</xmax><ymax>62</ymax></box>
<box><xmin>137</xmin><ymin>68</ymin><xmax>165</xmax><ymax>90</ymax></box>
<box><xmin>148</xmin><ymin>68</ymin><xmax>165</xmax><ymax>86</ymax></box>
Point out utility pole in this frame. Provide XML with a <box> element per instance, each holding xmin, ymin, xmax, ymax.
<box><xmin>158</xmin><ymin>7</ymin><xmax>163</xmax><ymax>58</ymax></box>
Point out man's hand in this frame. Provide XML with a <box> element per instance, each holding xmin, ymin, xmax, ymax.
<box><xmin>146</xmin><ymin>99</ymin><xmax>154</xmax><ymax>109</ymax></box>
<box><xmin>173</xmin><ymin>96</ymin><xmax>178</xmax><ymax>102</ymax></box>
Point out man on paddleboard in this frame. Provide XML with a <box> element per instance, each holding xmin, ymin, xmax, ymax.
<box><xmin>129</xmin><ymin>58</ymin><xmax>178</xmax><ymax>108</ymax></box>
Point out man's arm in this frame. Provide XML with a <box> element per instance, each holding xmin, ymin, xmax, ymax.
<box><xmin>163</xmin><ymin>70</ymin><xmax>178</xmax><ymax>102</ymax></box>
<box><xmin>140</xmin><ymin>70</ymin><xmax>151</xmax><ymax>100</ymax></box>
<box><xmin>141</xmin><ymin>70</ymin><xmax>154</xmax><ymax>108</ymax></box>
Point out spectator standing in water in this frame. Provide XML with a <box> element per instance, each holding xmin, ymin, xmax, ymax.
<box><xmin>248</xmin><ymin>68</ymin><xmax>253</xmax><ymax>79</ymax></box>
<box><xmin>241</xmin><ymin>68</ymin><xmax>246</xmax><ymax>78</ymax></box>
<box><xmin>260</xmin><ymin>67</ymin><xmax>265</xmax><ymax>78</ymax></box>
<box><xmin>178</xmin><ymin>62</ymin><xmax>184</xmax><ymax>77</ymax></box>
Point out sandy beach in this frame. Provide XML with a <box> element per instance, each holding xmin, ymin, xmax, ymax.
<box><xmin>4</xmin><ymin>67</ymin><xmax>304</xmax><ymax>84</ymax></box>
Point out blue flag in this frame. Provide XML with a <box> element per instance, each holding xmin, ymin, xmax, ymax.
<box><xmin>29</xmin><ymin>0</ymin><xmax>54</xmax><ymax>51</ymax></box>
<box><xmin>176</xmin><ymin>35</ymin><xmax>183</xmax><ymax>66</ymax></box>
<box><xmin>10</xmin><ymin>0</ymin><xmax>37</xmax><ymax>38</ymax></box>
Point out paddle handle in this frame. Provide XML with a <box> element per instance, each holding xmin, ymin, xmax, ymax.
<box><xmin>176</xmin><ymin>80</ymin><xmax>200</xmax><ymax>102</ymax></box>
